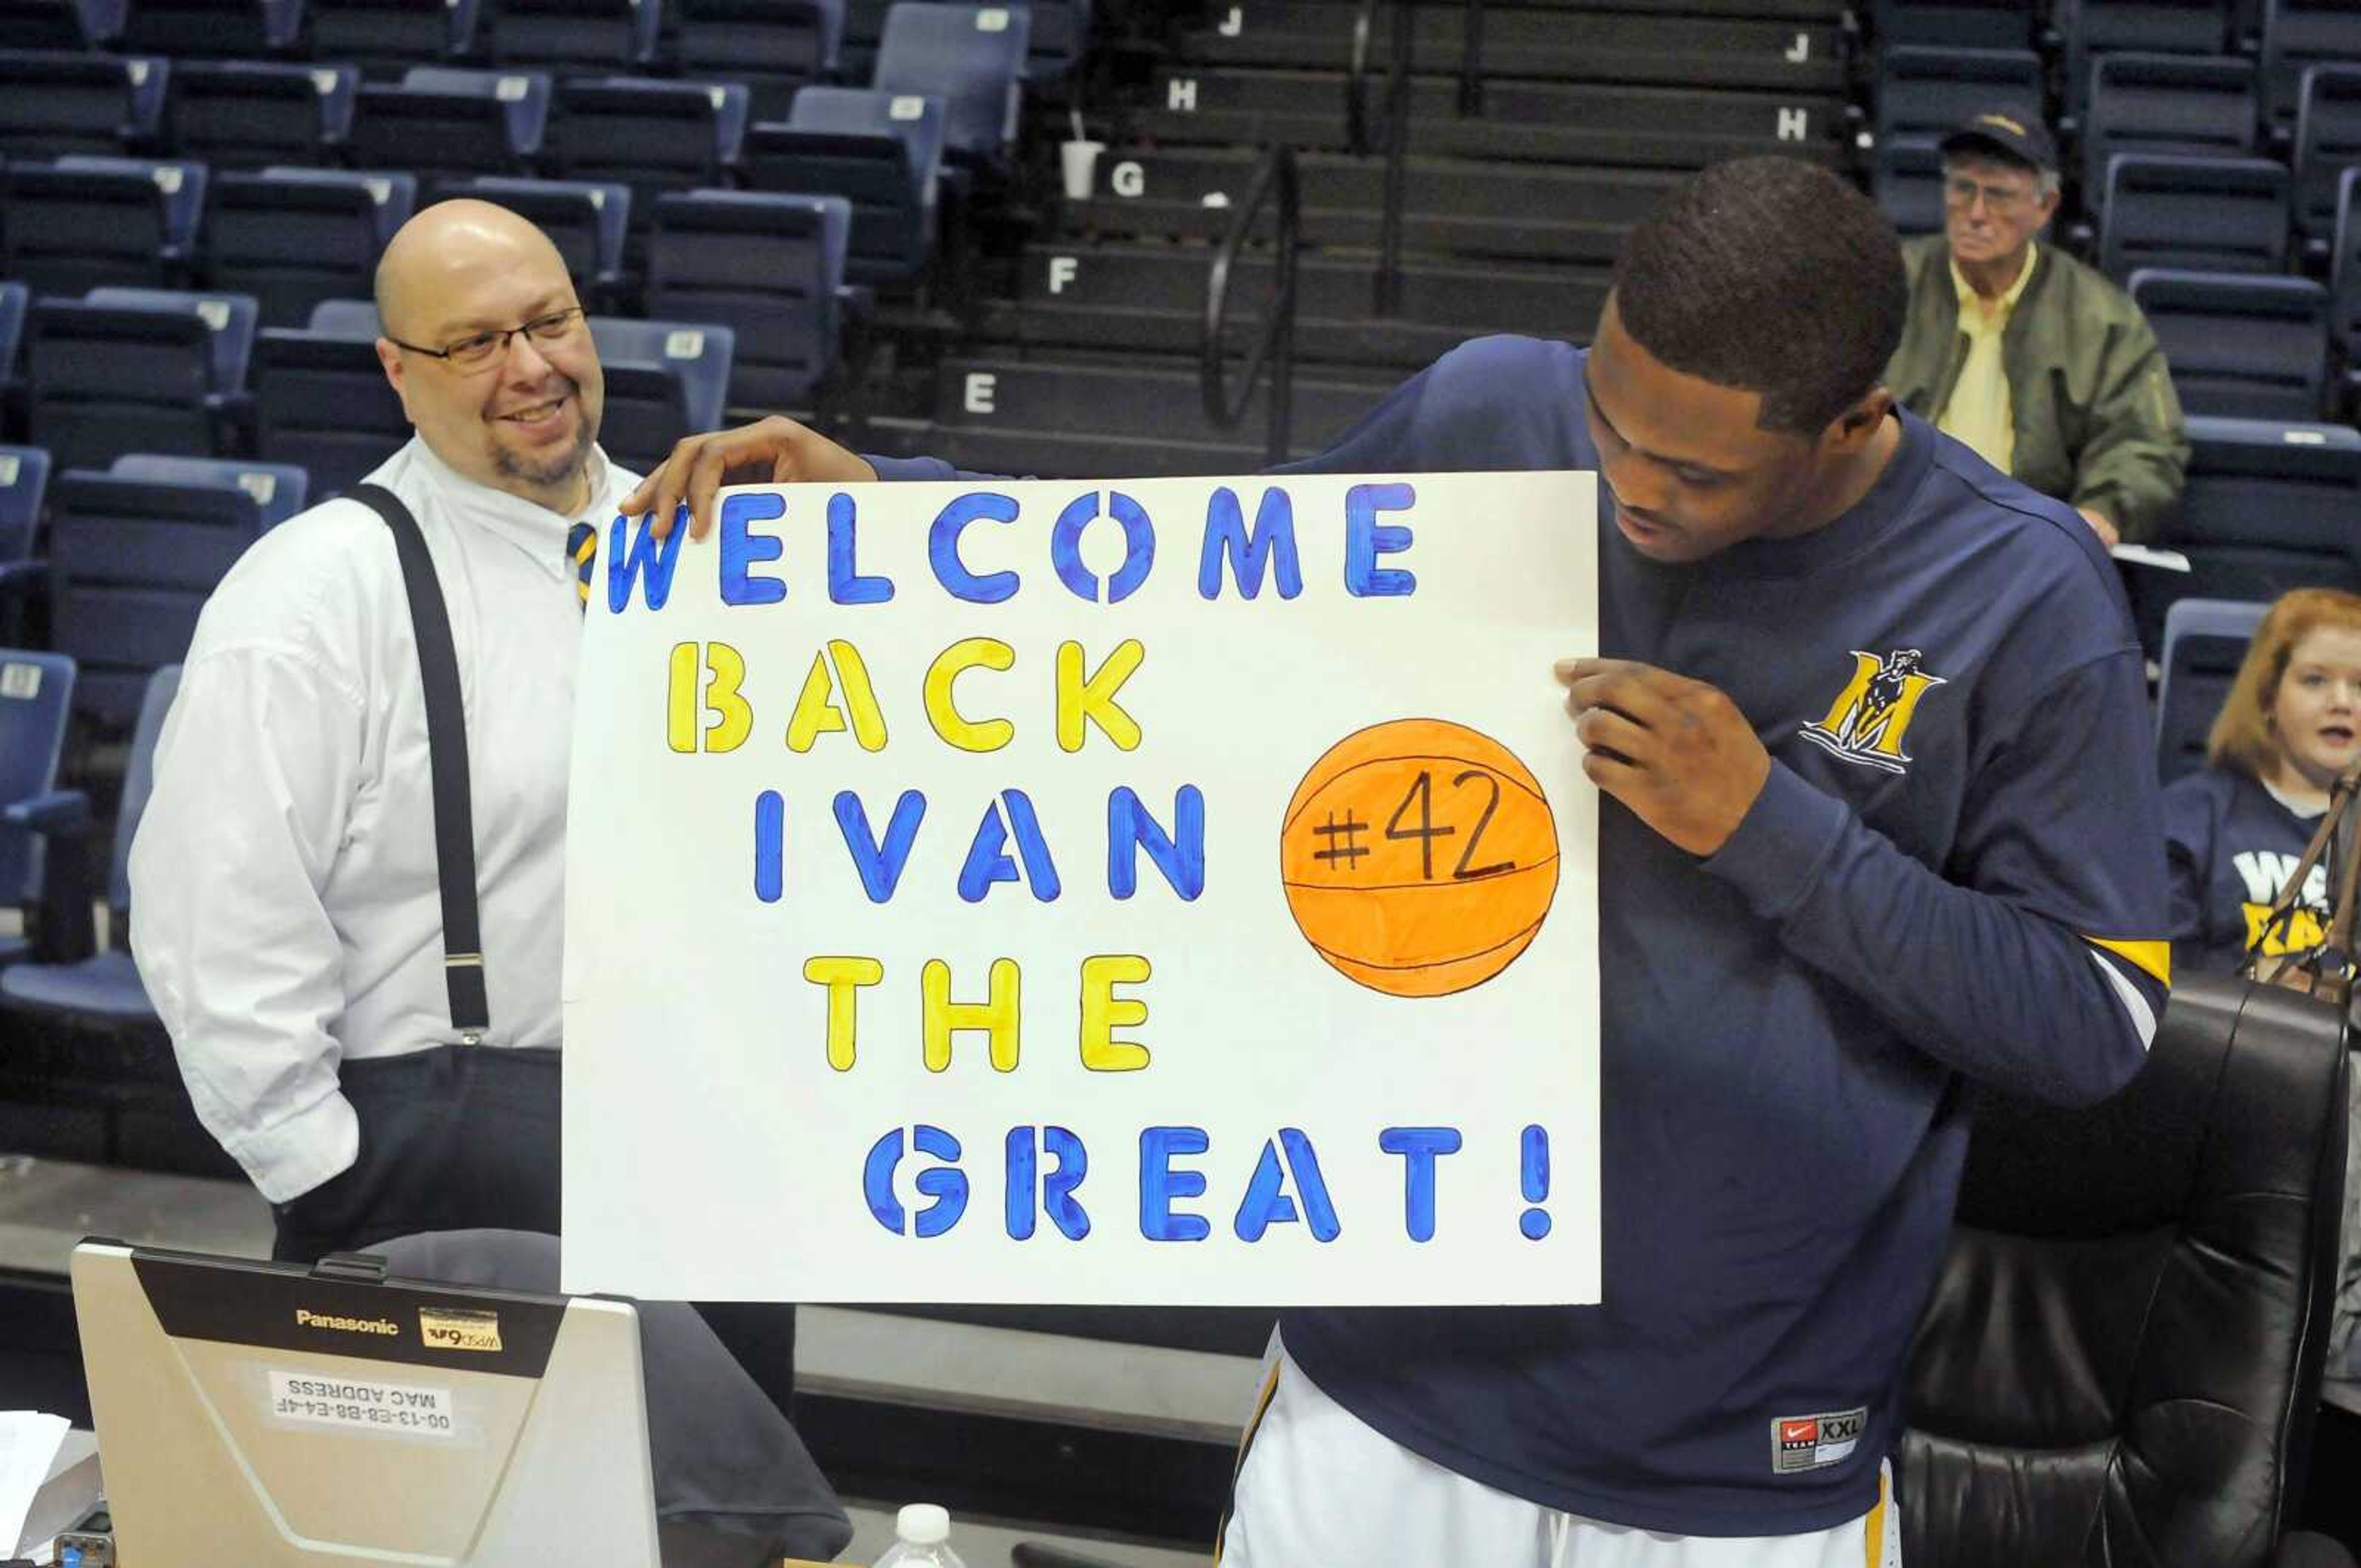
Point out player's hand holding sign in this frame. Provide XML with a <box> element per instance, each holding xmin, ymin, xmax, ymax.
<box><xmin>1556</xmin><ymin>658</ymin><xmax>1770</xmax><ymax>857</ymax></box>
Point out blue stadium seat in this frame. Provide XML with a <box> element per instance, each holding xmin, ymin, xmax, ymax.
<box><xmin>2138</xmin><ymin>417</ymin><xmax>2361</xmax><ymax>650</ymax></box>
<box><xmin>44</xmin><ymin>460</ymin><xmax>267</xmax><ymax>728</ymax></box>
<box><xmin>2081</xmin><ymin>53</ymin><xmax>2260</xmax><ymax>201</ymax></box>
<box><xmin>202</xmin><ymin>167</ymin><xmax>415</xmax><ymax>328</ymax></box>
<box><xmin>0</xmin><ymin>281</ymin><xmax>26</xmax><ymax>412</ymax></box>
<box><xmin>108</xmin><ymin>451</ymin><xmax>308</xmax><ymax>522</ymax></box>
<box><xmin>251</xmin><ymin>300</ymin><xmax>409</xmax><ymax>496</ymax></box>
<box><xmin>2129</xmin><ymin>269</ymin><xmax>2327</xmax><ymax>419</ymax></box>
<box><xmin>0</xmin><ymin>50</ymin><xmax>170</xmax><ymax>158</ymax></box>
<box><xmin>0</xmin><ymin>446</ymin><xmax>52</xmax><ymax>644</ymax></box>
<box><xmin>27</xmin><ymin>288</ymin><xmax>257</xmax><ymax>469</ymax></box>
<box><xmin>122</xmin><ymin>0</ymin><xmax>304</xmax><ymax>56</ymax></box>
<box><xmin>646</xmin><ymin>189</ymin><xmax>851</xmax><ymax>409</ymax></box>
<box><xmin>431</xmin><ymin>175</ymin><xmax>629</xmax><ymax>304</ymax></box>
<box><xmin>1875</xmin><ymin>0</ymin><xmax>2030</xmax><ymax>49</ymax></box>
<box><xmin>349</xmin><ymin>66</ymin><xmax>550</xmax><ymax>178</ymax></box>
<box><xmin>674</xmin><ymin>0</ymin><xmax>841</xmax><ymax>122</ymax></box>
<box><xmin>1872</xmin><ymin>138</ymin><xmax>1946</xmax><ymax>237</ymax></box>
<box><xmin>872</xmin><ymin>2</ymin><xmax>1030</xmax><ymax>165</ymax></box>
<box><xmin>486</xmin><ymin>0</ymin><xmax>662</xmax><ymax>73</ymax></box>
<box><xmin>2154</xmin><ymin>597</ymin><xmax>2269</xmax><ymax>782</ymax></box>
<box><xmin>2057</xmin><ymin>0</ymin><xmax>2229</xmax><ymax>114</ymax></box>
<box><xmin>839</xmin><ymin>0</ymin><xmax>889</xmax><ymax>79</ymax></box>
<box><xmin>168</xmin><ymin>60</ymin><xmax>357</xmax><ymax>169</ymax></box>
<box><xmin>545</xmin><ymin>77</ymin><xmax>748</xmax><ymax>226</ymax></box>
<box><xmin>742</xmin><ymin>86</ymin><xmax>944</xmax><ymax>289</ymax></box>
<box><xmin>2294</xmin><ymin>65</ymin><xmax>2361</xmax><ymax>248</ymax></box>
<box><xmin>2099</xmin><ymin>155</ymin><xmax>2292</xmax><ymax>277</ymax></box>
<box><xmin>0</xmin><ymin>155</ymin><xmax>207</xmax><ymax>293</ymax></box>
<box><xmin>0</xmin><ymin>664</ymin><xmax>176</xmax><ymax>1028</ymax></box>
<box><xmin>0</xmin><ymin>648</ymin><xmax>77</xmax><ymax>972</ymax></box>
<box><xmin>310</xmin><ymin>0</ymin><xmax>478</xmax><ymax>77</ymax></box>
<box><xmin>305</xmin><ymin>297</ymin><xmax>381</xmax><ymax>337</ymax></box>
<box><xmin>1874</xmin><ymin>47</ymin><xmax>2044</xmax><ymax>149</ymax></box>
<box><xmin>2262</xmin><ymin>0</ymin><xmax>2361</xmax><ymax>128</ymax></box>
<box><xmin>1022</xmin><ymin>0</ymin><xmax>1091</xmax><ymax>90</ymax></box>
<box><xmin>586</xmin><ymin>315</ymin><xmax>736</xmax><ymax>471</ymax></box>
<box><xmin>0</xmin><ymin>446</ymin><xmax>49</xmax><ymax>567</ymax></box>
<box><xmin>2333</xmin><ymin>166</ymin><xmax>2361</xmax><ymax>373</ymax></box>
<box><xmin>15</xmin><ymin>0</ymin><xmax>113</xmax><ymax>48</ymax></box>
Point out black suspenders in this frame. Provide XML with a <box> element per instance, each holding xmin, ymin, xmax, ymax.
<box><xmin>348</xmin><ymin>483</ymin><xmax>491</xmax><ymax>1044</ymax></box>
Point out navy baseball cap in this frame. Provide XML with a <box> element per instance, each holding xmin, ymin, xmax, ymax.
<box><xmin>1939</xmin><ymin>107</ymin><xmax>2058</xmax><ymax>175</ymax></box>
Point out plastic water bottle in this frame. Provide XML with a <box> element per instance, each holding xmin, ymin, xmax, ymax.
<box><xmin>872</xmin><ymin>1503</ymin><xmax>969</xmax><ymax>1568</ymax></box>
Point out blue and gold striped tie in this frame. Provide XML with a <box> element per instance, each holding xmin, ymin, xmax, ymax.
<box><xmin>566</xmin><ymin>520</ymin><xmax>596</xmax><ymax>610</ymax></box>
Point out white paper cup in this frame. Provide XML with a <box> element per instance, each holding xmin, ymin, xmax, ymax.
<box><xmin>1061</xmin><ymin>139</ymin><xmax>1105</xmax><ymax>200</ymax></box>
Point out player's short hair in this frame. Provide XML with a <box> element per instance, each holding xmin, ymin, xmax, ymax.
<box><xmin>2209</xmin><ymin>588</ymin><xmax>2361</xmax><ymax>779</ymax></box>
<box><xmin>1611</xmin><ymin>156</ymin><xmax>1907</xmax><ymax>436</ymax></box>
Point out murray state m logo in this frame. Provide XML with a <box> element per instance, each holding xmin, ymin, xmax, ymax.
<box><xmin>1800</xmin><ymin>649</ymin><xmax>1948</xmax><ymax>775</ymax></box>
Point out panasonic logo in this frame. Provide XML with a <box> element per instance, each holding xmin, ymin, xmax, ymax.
<box><xmin>295</xmin><ymin>1308</ymin><xmax>401</xmax><ymax>1337</ymax></box>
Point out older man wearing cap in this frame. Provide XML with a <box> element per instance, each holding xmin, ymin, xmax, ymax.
<box><xmin>1885</xmin><ymin>106</ymin><xmax>2188</xmax><ymax>546</ymax></box>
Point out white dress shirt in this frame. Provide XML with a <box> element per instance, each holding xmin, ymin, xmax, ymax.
<box><xmin>129</xmin><ymin>437</ymin><xmax>640</xmax><ymax>1204</ymax></box>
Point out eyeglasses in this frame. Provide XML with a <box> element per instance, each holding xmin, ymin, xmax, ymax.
<box><xmin>1942</xmin><ymin>176</ymin><xmax>2039</xmax><ymax>214</ymax></box>
<box><xmin>387</xmin><ymin>306</ymin><xmax>586</xmax><ymax>371</ymax></box>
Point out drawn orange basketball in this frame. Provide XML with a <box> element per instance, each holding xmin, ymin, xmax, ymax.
<box><xmin>1280</xmin><ymin>718</ymin><xmax>1559</xmax><ymax>998</ymax></box>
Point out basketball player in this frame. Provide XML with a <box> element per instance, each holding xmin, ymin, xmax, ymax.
<box><xmin>623</xmin><ymin>157</ymin><xmax>2171</xmax><ymax>1565</ymax></box>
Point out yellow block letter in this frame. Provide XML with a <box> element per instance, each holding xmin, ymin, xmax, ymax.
<box><xmin>666</xmin><ymin>641</ymin><xmax>753</xmax><ymax>754</ymax></box>
<box><xmin>923</xmin><ymin>638</ymin><xmax>1016</xmax><ymax>752</ymax></box>
<box><xmin>1055</xmin><ymin>639</ymin><xmax>1145</xmax><ymax>753</ymax></box>
<box><xmin>1079</xmin><ymin>954</ymin><xmax>1150</xmax><ymax>1072</ymax></box>
<box><xmin>804</xmin><ymin>956</ymin><xmax>884</xmax><ymax>1071</ymax></box>
<box><xmin>786</xmin><ymin>639</ymin><xmax>889</xmax><ymax>753</ymax></box>
<box><xmin>922</xmin><ymin>957</ymin><xmax>1021</xmax><ymax>1072</ymax></box>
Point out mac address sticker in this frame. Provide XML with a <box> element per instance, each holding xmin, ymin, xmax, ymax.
<box><xmin>267</xmin><ymin>1369</ymin><xmax>459</xmax><ymax>1441</ymax></box>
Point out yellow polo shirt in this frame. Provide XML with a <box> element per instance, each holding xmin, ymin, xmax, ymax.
<box><xmin>1937</xmin><ymin>243</ymin><xmax>2036</xmax><ymax>474</ymax></box>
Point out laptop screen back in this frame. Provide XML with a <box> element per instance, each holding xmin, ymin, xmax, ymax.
<box><xmin>71</xmin><ymin>1240</ymin><xmax>661</xmax><ymax>1567</ymax></box>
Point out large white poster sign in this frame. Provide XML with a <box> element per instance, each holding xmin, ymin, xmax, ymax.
<box><xmin>562</xmin><ymin>470</ymin><xmax>1601</xmax><ymax>1305</ymax></box>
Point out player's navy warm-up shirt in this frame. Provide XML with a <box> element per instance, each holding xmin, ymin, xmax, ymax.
<box><xmin>2162</xmin><ymin>765</ymin><xmax>2326</xmax><ymax>975</ymax></box>
<box><xmin>872</xmin><ymin>334</ymin><xmax>2173</xmax><ymax>1537</ymax></box>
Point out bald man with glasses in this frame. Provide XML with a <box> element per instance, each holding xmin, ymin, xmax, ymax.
<box><xmin>1885</xmin><ymin>108</ymin><xmax>2188</xmax><ymax>546</ymax></box>
<box><xmin>130</xmin><ymin>200</ymin><xmax>630</xmax><ymax>1261</ymax></box>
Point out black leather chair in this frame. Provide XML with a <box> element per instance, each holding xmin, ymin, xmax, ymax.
<box><xmin>1902</xmin><ymin>976</ymin><xmax>2357</xmax><ymax>1567</ymax></box>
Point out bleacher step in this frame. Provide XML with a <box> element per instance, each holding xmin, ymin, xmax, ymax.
<box><xmin>1009</xmin><ymin>241</ymin><xmax>1606</xmax><ymax>334</ymax></box>
<box><xmin>1173</xmin><ymin>6</ymin><xmax>1847</xmax><ymax>92</ymax></box>
<box><xmin>938</xmin><ymin>355</ymin><xmax>1385</xmax><ymax>450</ymax></box>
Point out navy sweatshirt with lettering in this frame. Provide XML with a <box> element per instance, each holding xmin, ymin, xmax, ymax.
<box><xmin>2162</xmin><ymin>765</ymin><xmax>2327</xmax><ymax>975</ymax></box>
<box><xmin>872</xmin><ymin>334</ymin><xmax>2172</xmax><ymax>1537</ymax></box>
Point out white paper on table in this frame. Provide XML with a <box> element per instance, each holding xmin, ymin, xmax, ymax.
<box><xmin>2110</xmin><ymin>542</ymin><xmax>2193</xmax><ymax>572</ymax></box>
<box><xmin>0</xmin><ymin>1412</ymin><xmax>68</xmax><ymax>1556</ymax></box>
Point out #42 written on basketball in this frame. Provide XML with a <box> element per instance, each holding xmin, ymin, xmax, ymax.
<box><xmin>562</xmin><ymin>470</ymin><xmax>1601</xmax><ymax>1306</ymax></box>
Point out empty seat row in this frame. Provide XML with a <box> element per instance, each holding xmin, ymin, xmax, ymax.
<box><xmin>1873</xmin><ymin>0</ymin><xmax>2360</xmax><ymax>125</ymax></box>
<box><xmin>23</xmin><ymin>0</ymin><xmax>1083</xmax><ymax>117</ymax></box>
<box><xmin>0</xmin><ymin>3</ymin><xmax>1027</xmax><ymax>167</ymax></box>
<box><xmin>2126</xmin><ymin>414</ymin><xmax>2361</xmax><ymax>652</ymax></box>
<box><xmin>0</xmin><ymin>256</ymin><xmax>824</xmax><ymax>483</ymax></box>
<box><xmin>0</xmin><ymin>79</ymin><xmax>936</xmax><ymax>323</ymax></box>
<box><xmin>0</xmin><ymin>445</ymin><xmax>303</xmax><ymax>728</ymax></box>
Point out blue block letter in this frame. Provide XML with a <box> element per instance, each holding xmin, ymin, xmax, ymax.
<box><xmin>1139</xmin><ymin>1126</ymin><xmax>1211</xmax><ymax>1242</ymax></box>
<box><xmin>1198</xmin><ymin>486</ymin><xmax>1302</xmax><ymax>599</ymax></box>
<box><xmin>1345</xmin><ymin>483</ymin><xmax>1418</xmax><ymax>597</ymax></box>
<box><xmin>1378</xmin><ymin>1126</ymin><xmax>1462</xmax><ymax>1242</ymax></box>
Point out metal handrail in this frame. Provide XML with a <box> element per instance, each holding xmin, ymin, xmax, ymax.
<box><xmin>1201</xmin><ymin>143</ymin><xmax>1302</xmax><ymax>468</ymax></box>
<box><xmin>1345</xmin><ymin>0</ymin><xmax>1381</xmax><ymax>157</ymax></box>
<box><xmin>1458</xmin><ymin>0</ymin><xmax>1484</xmax><ymax>116</ymax></box>
<box><xmin>1374</xmin><ymin>0</ymin><xmax>1414</xmax><ymax>315</ymax></box>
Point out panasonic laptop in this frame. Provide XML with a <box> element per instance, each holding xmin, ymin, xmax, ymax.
<box><xmin>71</xmin><ymin>1240</ymin><xmax>661</xmax><ymax>1567</ymax></box>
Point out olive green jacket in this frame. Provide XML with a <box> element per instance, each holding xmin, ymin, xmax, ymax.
<box><xmin>1885</xmin><ymin>234</ymin><xmax>2189</xmax><ymax>542</ymax></box>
